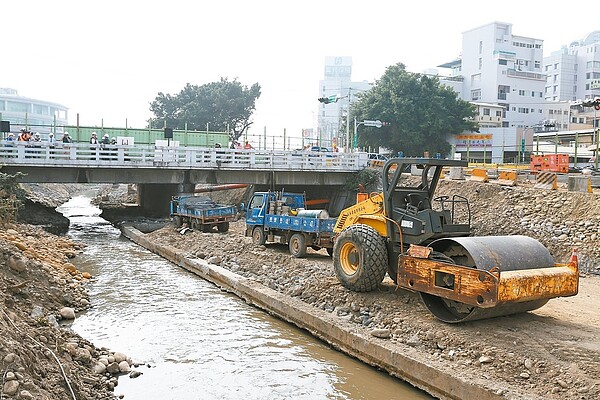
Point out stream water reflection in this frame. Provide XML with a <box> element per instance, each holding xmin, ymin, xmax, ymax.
<box><xmin>60</xmin><ymin>192</ymin><xmax>432</xmax><ymax>400</ymax></box>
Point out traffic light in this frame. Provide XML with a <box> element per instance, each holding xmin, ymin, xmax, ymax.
<box><xmin>582</xmin><ymin>97</ymin><xmax>600</xmax><ymax>109</ymax></box>
<box><xmin>318</xmin><ymin>95</ymin><xmax>338</xmax><ymax>104</ymax></box>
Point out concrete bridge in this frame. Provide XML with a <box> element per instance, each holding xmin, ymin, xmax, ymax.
<box><xmin>0</xmin><ymin>142</ymin><xmax>370</xmax><ymax>214</ymax></box>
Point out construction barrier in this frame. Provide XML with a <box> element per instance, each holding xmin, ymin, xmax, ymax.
<box><xmin>448</xmin><ymin>167</ymin><xmax>465</xmax><ymax>180</ymax></box>
<box><xmin>568</xmin><ymin>176</ymin><xmax>592</xmax><ymax>193</ymax></box>
<box><xmin>469</xmin><ymin>168</ymin><xmax>489</xmax><ymax>183</ymax></box>
<box><xmin>534</xmin><ymin>172</ymin><xmax>558</xmax><ymax>190</ymax></box>
<box><xmin>497</xmin><ymin>171</ymin><xmax>518</xmax><ymax>186</ymax></box>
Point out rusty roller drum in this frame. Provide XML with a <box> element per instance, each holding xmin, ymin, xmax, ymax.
<box><xmin>420</xmin><ymin>235</ymin><xmax>556</xmax><ymax>323</ymax></box>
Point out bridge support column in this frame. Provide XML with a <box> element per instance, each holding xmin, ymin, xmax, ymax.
<box><xmin>179</xmin><ymin>183</ymin><xmax>195</xmax><ymax>194</ymax></box>
<box><xmin>137</xmin><ymin>184</ymin><xmax>181</xmax><ymax>217</ymax></box>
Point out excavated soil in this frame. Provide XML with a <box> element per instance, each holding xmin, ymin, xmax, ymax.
<box><xmin>143</xmin><ymin>178</ymin><xmax>600</xmax><ymax>400</ymax></box>
<box><xmin>0</xmin><ymin>223</ymin><xmax>120</xmax><ymax>400</ymax></box>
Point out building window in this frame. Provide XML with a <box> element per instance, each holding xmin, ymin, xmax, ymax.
<box><xmin>495</xmin><ymin>110</ymin><xmax>502</xmax><ymax>117</ymax></box>
<box><xmin>498</xmin><ymin>85</ymin><xmax>510</xmax><ymax>100</ymax></box>
<box><xmin>479</xmin><ymin>41</ymin><xmax>483</xmax><ymax>54</ymax></box>
<box><xmin>519</xmin><ymin>90</ymin><xmax>526</xmax><ymax>96</ymax></box>
<box><xmin>471</xmin><ymin>89</ymin><xmax>481</xmax><ymax>101</ymax></box>
<box><xmin>7</xmin><ymin>102</ymin><xmax>29</xmax><ymax>113</ymax></box>
<box><xmin>33</xmin><ymin>104</ymin><xmax>50</xmax><ymax>115</ymax></box>
<box><xmin>499</xmin><ymin>59</ymin><xmax>507</xmax><ymax>65</ymax></box>
<box><xmin>534</xmin><ymin>61</ymin><xmax>541</xmax><ymax>69</ymax></box>
<box><xmin>483</xmin><ymin>108</ymin><xmax>490</xmax><ymax>116</ymax></box>
<box><xmin>479</xmin><ymin>58</ymin><xmax>482</xmax><ymax>69</ymax></box>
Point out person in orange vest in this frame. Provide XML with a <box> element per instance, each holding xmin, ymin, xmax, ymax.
<box><xmin>244</xmin><ymin>141</ymin><xmax>253</xmax><ymax>150</ymax></box>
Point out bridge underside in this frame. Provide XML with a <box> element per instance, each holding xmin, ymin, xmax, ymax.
<box><xmin>3</xmin><ymin>166</ymin><xmax>356</xmax><ymax>216</ymax></box>
<box><xmin>2</xmin><ymin>166</ymin><xmax>351</xmax><ymax>186</ymax></box>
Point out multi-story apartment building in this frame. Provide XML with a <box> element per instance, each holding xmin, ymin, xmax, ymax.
<box><xmin>0</xmin><ymin>88</ymin><xmax>68</xmax><ymax>137</ymax></box>
<box><xmin>543</xmin><ymin>31</ymin><xmax>600</xmax><ymax>132</ymax></box>
<box><xmin>441</xmin><ymin>22</ymin><xmax>546</xmax><ymax>130</ymax></box>
<box><xmin>544</xmin><ymin>31</ymin><xmax>600</xmax><ymax>102</ymax></box>
<box><xmin>317</xmin><ymin>57</ymin><xmax>371</xmax><ymax>149</ymax></box>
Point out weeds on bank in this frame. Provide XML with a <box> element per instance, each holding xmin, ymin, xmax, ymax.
<box><xmin>0</xmin><ymin>172</ymin><xmax>24</xmax><ymax>223</ymax></box>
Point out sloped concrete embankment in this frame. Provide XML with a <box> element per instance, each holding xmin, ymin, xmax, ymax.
<box><xmin>121</xmin><ymin>225</ymin><xmax>506</xmax><ymax>400</ymax></box>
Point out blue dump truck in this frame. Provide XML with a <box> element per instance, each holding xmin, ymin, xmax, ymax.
<box><xmin>244</xmin><ymin>191</ymin><xmax>336</xmax><ymax>257</ymax></box>
<box><xmin>170</xmin><ymin>195</ymin><xmax>239</xmax><ymax>233</ymax></box>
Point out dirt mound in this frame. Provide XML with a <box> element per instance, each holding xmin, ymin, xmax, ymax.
<box><xmin>0</xmin><ymin>224</ymin><xmax>120</xmax><ymax>400</ymax></box>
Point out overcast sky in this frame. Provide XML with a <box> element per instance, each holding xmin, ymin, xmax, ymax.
<box><xmin>2</xmin><ymin>1</ymin><xmax>596</xmax><ymax>142</ymax></box>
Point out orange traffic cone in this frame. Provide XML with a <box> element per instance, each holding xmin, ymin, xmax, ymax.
<box><xmin>569</xmin><ymin>248</ymin><xmax>578</xmax><ymax>268</ymax></box>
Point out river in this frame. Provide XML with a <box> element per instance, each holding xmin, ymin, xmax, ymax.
<box><xmin>59</xmin><ymin>191</ymin><xmax>432</xmax><ymax>400</ymax></box>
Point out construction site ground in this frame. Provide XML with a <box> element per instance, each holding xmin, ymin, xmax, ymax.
<box><xmin>141</xmin><ymin>178</ymin><xmax>600</xmax><ymax>400</ymax></box>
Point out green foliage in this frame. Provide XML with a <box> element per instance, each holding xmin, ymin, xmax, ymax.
<box><xmin>352</xmin><ymin>63</ymin><xmax>478</xmax><ymax>157</ymax></box>
<box><xmin>0</xmin><ymin>172</ymin><xmax>24</xmax><ymax>223</ymax></box>
<box><xmin>344</xmin><ymin>168</ymin><xmax>380</xmax><ymax>193</ymax></box>
<box><xmin>148</xmin><ymin>78</ymin><xmax>261</xmax><ymax>143</ymax></box>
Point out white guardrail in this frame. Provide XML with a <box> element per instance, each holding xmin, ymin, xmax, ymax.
<box><xmin>0</xmin><ymin>141</ymin><xmax>370</xmax><ymax>171</ymax></box>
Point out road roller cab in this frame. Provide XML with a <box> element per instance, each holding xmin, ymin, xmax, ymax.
<box><xmin>332</xmin><ymin>157</ymin><xmax>579</xmax><ymax>323</ymax></box>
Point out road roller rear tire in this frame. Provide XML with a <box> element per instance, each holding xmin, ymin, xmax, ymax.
<box><xmin>420</xmin><ymin>293</ymin><xmax>549</xmax><ymax>323</ymax></box>
<box><xmin>333</xmin><ymin>224</ymin><xmax>388</xmax><ymax>292</ymax></box>
<box><xmin>420</xmin><ymin>235</ymin><xmax>556</xmax><ymax>323</ymax></box>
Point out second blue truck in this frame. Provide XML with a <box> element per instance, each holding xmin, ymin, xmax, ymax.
<box><xmin>244</xmin><ymin>191</ymin><xmax>336</xmax><ymax>258</ymax></box>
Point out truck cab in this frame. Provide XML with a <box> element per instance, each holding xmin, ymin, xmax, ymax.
<box><xmin>245</xmin><ymin>192</ymin><xmax>306</xmax><ymax>234</ymax></box>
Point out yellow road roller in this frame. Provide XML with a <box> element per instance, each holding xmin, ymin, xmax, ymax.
<box><xmin>332</xmin><ymin>158</ymin><xmax>579</xmax><ymax>323</ymax></box>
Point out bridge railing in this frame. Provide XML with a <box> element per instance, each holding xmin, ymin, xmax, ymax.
<box><xmin>0</xmin><ymin>142</ymin><xmax>369</xmax><ymax>171</ymax></box>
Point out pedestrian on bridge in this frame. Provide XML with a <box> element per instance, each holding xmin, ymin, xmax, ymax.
<box><xmin>48</xmin><ymin>133</ymin><xmax>56</xmax><ymax>152</ymax></box>
<box><xmin>62</xmin><ymin>132</ymin><xmax>72</xmax><ymax>143</ymax></box>
<box><xmin>90</xmin><ymin>132</ymin><xmax>99</xmax><ymax>145</ymax></box>
<box><xmin>100</xmin><ymin>134</ymin><xmax>111</xmax><ymax>160</ymax></box>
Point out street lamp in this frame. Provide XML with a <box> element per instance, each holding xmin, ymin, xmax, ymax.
<box><xmin>353</xmin><ymin>118</ymin><xmax>384</xmax><ymax>150</ymax></box>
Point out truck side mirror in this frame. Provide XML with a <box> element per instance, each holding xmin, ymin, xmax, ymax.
<box><xmin>239</xmin><ymin>202</ymin><xmax>245</xmax><ymax>211</ymax></box>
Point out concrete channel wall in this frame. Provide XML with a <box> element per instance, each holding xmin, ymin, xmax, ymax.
<box><xmin>121</xmin><ymin>226</ymin><xmax>508</xmax><ymax>400</ymax></box>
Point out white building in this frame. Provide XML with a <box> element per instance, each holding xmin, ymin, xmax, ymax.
<box><xmin>0</xmin><ymin>88</ymin><xmax>68</xmax><ymax>137</ymax></box>
<box><xmin>440</xmin><ymin>22</ymin><xmax>546</xmax><ymax>130</ymax></box>
<box><xmin>544</xmin><ymin>31</ymin><xmax>600</xmax><ymax>103</ymax></box>
<box><xmin>317</xmin><ymin>57</ymin><xmax>371</xmax><ymax>149</ymax></box>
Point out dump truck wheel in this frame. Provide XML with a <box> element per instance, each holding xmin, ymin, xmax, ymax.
<box><xmin>173</xmin><ymin>216</ymin><xmax>182</xmax><ymax>228</ymax></box>
<box><xmin>333</xmin><ymin>224</ymin><xmax>388</xmax><ymax>292</ymax></box>
<box><xmin>217</xmin><ymin>222</ymin><xmax>230</xmax><ymax>233</ymax></box>
<box><xmin>252</xmin><ymin>227</ymin><xmax>266</xmax><ymax>245</ymax></box>
<box><xmin>289</xmin><ymin>233</ymin><xmax>307</xmax><ymax>258</ymax></box>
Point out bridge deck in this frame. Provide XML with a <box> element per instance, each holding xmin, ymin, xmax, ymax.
<box><xmin>0</xmin><ymin>142</ymin><xmax>367</xmax><ymax>172</ymax></box>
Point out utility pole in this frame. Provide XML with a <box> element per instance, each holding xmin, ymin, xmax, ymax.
<box><xmin>345</xmin><ymin>87</ymin><xmax>350</xmax><ymax>153</ymax></box>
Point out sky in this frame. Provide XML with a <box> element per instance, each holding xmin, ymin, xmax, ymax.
<box><xmin>2</xmin><ymin>1</ymin><xmax>597</xmax><ymax>144</ymax></box>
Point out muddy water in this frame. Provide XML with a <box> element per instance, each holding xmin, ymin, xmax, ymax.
<box><xmin>60</xmin><ymin>193</ymin><xmax>433</xmax><ymax>400</ymax></box>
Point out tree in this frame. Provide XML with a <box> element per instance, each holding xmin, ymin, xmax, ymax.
<box><xmin>148</xmin><ymin>78</ymin><xmax>261</xmax><ymax>143</ymax></box>
<box><xmin>352</xmin><ymin>63</ymin><xmax>478</xmax><ymax>156</ymax></box>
